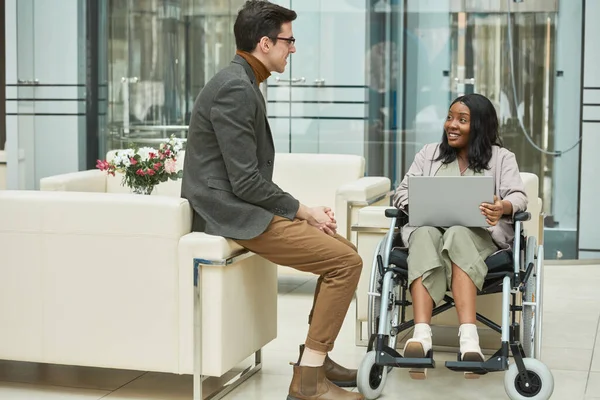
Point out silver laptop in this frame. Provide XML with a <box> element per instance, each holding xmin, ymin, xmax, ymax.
<box><xmin>407</xmin><ymin>176</ymin><xmax>494</xmax><ymax>227</ymax></box>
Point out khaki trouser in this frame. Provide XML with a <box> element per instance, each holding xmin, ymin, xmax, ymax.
<box><xmin>234</xmin><ymin>216</ymin><xmax>363</xmax><ymax>353</ymax></box>
<box><xmin>407</xmin><ymin>226</ymin><xmax>498</xmax><ymax>306</ymax></box>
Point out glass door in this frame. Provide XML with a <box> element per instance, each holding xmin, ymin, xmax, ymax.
<box><xmin>103</xmin><ymin>0</ymin><xmax>243</xmax><ymax>152</ymax></box>
<box><xmin>267</xmin><ymin>0</ymin><xmax>368</xmax><ymax>157</ymax></box>
<box><xmin>268</xmin><ymin>0</ymin><xmax>322</xmax><ymax>154</ymax></box>
<box><xmin>106</xmin><ymin>0</ymin><xmax>189</xmax><ymax>150</ymax></box>
<box><xmin>388</xmin><ymin>0</ymin><xmax>582</xmax><ymax>259</ymax></box>
<box><xmin>451</xmin><ymin>11</ymin><xmax>557</xmax><ymax>189</ymax></box>
<box><xmin>15</xmin><ymin>0</ymin><xmax>36</xmax><ymax>189</ymax></box>
<box><xmin>267</xmin><ymin>0</ymin><xmax>295</xmax><ymax>153</ymax></box>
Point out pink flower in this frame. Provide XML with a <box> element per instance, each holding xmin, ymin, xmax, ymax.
<box><xmin>148</xmin><ymin>152</ymin><xmax>156</xmax><ymax>160</ymax></box>
<box><xmin>136</xmin><ymin>169</ymin><xmax>145</xmax><ymax>176</ymax></box>
<box><xmin>130</xmin><ymin>157</ymin><xmax>138</xmax><ymax>165</ymax></box>
<box><xmin>146</xmin><ymin>169</ymin><xmax>155</xmax><ymax>176</ymax></box>
<box><xmin>96</xmin><ymin>160</ymin><xmax>110</xmax><ymax>171</ymax></box>
<box><xmin>153</xmin><ymin>162</ymin><xmax>162</xmax><ymax>170</ymax></box>
<box><xmin>164</xmin><ymin>158</ymin><xmax>177</xmax><ymax>174</ymax></box>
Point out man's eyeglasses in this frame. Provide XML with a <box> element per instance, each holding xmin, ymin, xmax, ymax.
<box><xmin>273</xmin><ymin>36</ymin><xmax>296</xmax><ymax>46</ymax></box>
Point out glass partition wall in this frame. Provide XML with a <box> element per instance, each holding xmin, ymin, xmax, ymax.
<box><xmin>103</xmin><ymin>0</ymin><xmax>243</xmax><ymax>150</ymax></box>
<box><xmin>367</xmin><ymin>0</ymin><xmax>582</xmax><ymax>259</ymax></box>
<box><xmin>98</xmin><ymin>0</ymin><xmax>583</xmax><ymax>259</ymax></box>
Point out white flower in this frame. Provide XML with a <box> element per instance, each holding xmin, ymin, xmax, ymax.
<box><xmin>164</xmin><ymin>158</ymin><xmax>177</xmax><ymax>174</ymax></box>
<box><xmin>137</xmin><ymin>147</ymin><xmax>157</xmax><ymax>161</ymax></box>
<box><xmin>112</xmin><ymin>149</ymin><xmax>134</xmax><ymax>167</ymax></box>
<box><xmin>169</xmin><ymin>138</ymin><xmax>184</xmax><ymax>154</ymax></box>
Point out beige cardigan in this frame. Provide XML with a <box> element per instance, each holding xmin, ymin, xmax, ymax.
<box><xmin>393</xmin><ymin>143</ymin><xmax>528</xmax><ymax>250</ymax></box>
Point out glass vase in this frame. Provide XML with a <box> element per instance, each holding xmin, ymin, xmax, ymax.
<box><xmin>131</xmin><ymin>185</ymin><xmax>154</xmax><ymax>195</ymax></box>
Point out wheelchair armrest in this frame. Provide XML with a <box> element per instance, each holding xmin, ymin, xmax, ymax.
<box><xmin>385</xmin><ymin>208</ymin><xmax>400</xmax><ymax>218</ymax></box>
<box><xmin>384</xmin><ymin>208</ymin><xmax>409</xmax><ymax>226</ymax></box>
<box><xmin>513</xmin><ymin>211</ymin><xmax>531</xmax><ymax>222</ymax></box>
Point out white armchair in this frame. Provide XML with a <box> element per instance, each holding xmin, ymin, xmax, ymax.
<box><xmin>271</xmin><ymin>153</ymin><xmax>391</xmax><ymax>242</ymax></box>
<box><xmin>0</xmin><ymin>188</ymin><xmax>275</xmax><ymax>399</ymax></box>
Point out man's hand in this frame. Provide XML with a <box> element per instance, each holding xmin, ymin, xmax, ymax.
<box><xmin>309</xmin><ymin>206</ymin><xmax>337</xmax><ymax>236</ymax></box>
<box><xmin>297</xmin><ymin>204</ymin><xmax>337</xmax><ymax>236</ymax></box>
<box><xmin>480</xmin><ymin>195</ymin><xmax>504</xmax><ymax>226</ymax></box>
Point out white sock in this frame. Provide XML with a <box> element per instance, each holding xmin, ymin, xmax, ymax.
<box><xmin>299</xmin><ymin>347</ymin><xmax>326</xmax><ymax>367</ymax></box>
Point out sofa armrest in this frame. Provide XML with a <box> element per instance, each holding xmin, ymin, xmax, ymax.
<box><xmin>335</xmin><ymin>177</ymin><xmax>392</xmax><ymax>241</ymax></box>
<box><xmin>40</xmin><ymin>169</ymin><xmax>107</xmax><ymax>193</ymax></box>
<box><xmin>178</xmin><ymin>232</ymin><xmax>247</xmax><ymax>263</ymax></box>
<box><xmin>177</xmin><ymin>233</ymin><xmax>277</xmax><ymax>376</ymax></box>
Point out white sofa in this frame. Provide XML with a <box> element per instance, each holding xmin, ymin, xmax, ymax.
<box><xmin>353</xmin><ymin>172</ymin><xmax>543</xmax><ymax>350</ymax></box>
<box><xmin>0</xmin><ymin>189</ymin><xmax>276</xmax><ymax>399</ymax></box>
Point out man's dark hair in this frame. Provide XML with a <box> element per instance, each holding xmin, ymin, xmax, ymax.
<box><xmin>234</xmin><ymin>0</ymin><xmax>297</xmax><ymax>52</ymax></box>
<box><xmin>435</xmin><ymin>93</ymin><xmax>503</xmax><ymax>173</ymax></box>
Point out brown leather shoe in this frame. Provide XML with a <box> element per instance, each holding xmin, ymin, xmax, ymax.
<box><xmin>298</xmin><ymin>344</ymin><xmax>357</xmax><ymax>387</ymax></box>
<box><xmin>287</xmin><ymin>364</ymin><xmax>365</xmax><ymax>400</ymax></box>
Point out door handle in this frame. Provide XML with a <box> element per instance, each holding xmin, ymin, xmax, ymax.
<box><xmin>314</xmin><ymin>79</ymin><xmax>326</xmax><ymax>86</ymax></box>
<box><xmin>454</xmin><ymin>77</ymin><xmax>475</xmax><ymax>85</ymax></box>
<box><xmin>121</xmin><ymin>77</ymin><xmax>139</xmax><ymax>83</ymax></box>
<box><xmin>17</xmin><ymin>79</ymin><xmax>39</xmax><ymax>85</ymax></box>
<box><xmin>274</xmin><ymin>76</ymin><xmax>305</xmax><ymax>84</ymax></box>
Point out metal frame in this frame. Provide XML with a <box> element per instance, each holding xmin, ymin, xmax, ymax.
<box><xmin>193</xmin><ymin>253</ymin><xmax>263</xmax><ymax>400</ymax></box>
<box><xmin>345</xmin><ymin>191</ymin><xmax>393</xmax><ymax>240</ymax></box>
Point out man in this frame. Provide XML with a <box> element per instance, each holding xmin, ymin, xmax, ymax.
<box><xmin>181</xmin><ymin>1</ymin><xmax>364</xmax><ymax>399</ymax></box>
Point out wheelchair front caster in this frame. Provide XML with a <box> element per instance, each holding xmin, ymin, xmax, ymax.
<box><xmin>357</xmin><ymin>351</ymin><xmax>387</xmax><ymax>400</ymax></box>
<box><xmin>504</xmin><ymin>358</ymin><xmax>554</xmax><ymax>400</ymax></box>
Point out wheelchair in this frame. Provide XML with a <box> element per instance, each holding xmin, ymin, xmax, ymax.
<box><xmin>356</xmin><ymin>208</ymin><xmax>554</xmax><ymax>399</ymax></box>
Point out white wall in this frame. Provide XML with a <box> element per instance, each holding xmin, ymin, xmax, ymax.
<box><xmin>578</xmin><ymin>0</ymin><xmax>600</xmax><ymax>259</ymax></box>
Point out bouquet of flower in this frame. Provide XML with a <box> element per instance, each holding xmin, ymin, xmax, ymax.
<box><xmin>96</xmin><ymin>135</ymin><xmax>184</xmax><ymax>195</ymax></box>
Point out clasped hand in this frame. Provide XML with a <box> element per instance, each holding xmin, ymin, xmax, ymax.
<box><xmin>308</xmin><ymin>206</ymin><xmax>337</xmax><ymax>236</ymax></box>
<box><xmin>480</xmin><ymin>195</ymin><xmax>503</xmax><ymax>226</ymax></box>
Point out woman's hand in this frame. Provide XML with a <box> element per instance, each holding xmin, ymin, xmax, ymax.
<box><xmin>480</xmin><ymin>196</ymin><xmax>504</xmax><ymax>226</ymax></box>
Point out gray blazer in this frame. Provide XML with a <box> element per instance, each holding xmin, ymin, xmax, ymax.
<box><xmin>181</xmin><ymin>55</ymin><xmax>299</xmax><ymax>240</ymax></box>
<box><xmin>393</xmin><ymin>143</ymin><xmax>528</xmax><ymax>249</ymax></box>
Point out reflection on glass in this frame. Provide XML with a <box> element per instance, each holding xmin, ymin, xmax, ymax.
<box><xmin>455</xmin><ymin>12</ymin><xmax>557</xmax><ymax>214</ymax></box>
<box><xmin>367</xmin><ymin>2</ymin><xmax>579</xmax><ymax>259</ymax></box>
<box><xmin>104</xmin><ymin>0</ymin><xmax>244</xmax><ymax>150</ymax></box>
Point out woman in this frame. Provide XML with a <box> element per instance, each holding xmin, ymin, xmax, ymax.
<box><xmin>393</xmin><ymin>93</ymin><xmax>527</xmax><ymax>376</ymax></box>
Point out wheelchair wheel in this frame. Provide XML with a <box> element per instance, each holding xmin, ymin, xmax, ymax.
<box><xmin>520</xmin><ymin>236</ymin><xmax>537</xmax><ymax>358</ymax></box>
<box><xmin>504</xmin><ymin>358</ymin><xmax>554</xmax><ymax>400</ymax></box>
<box><xmin>357</xmin><ymin>351</ymin><xmax>387</xmax><ymax>400</ymax></box>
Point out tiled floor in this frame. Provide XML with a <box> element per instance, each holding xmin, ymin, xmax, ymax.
<box><xmin>1</xmin><ymin>264</ymin><xmax>600</xmax><ymax>399</ymax></box>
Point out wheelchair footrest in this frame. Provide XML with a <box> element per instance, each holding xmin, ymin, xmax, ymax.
<box><xmin>375</xmin><ymin>346</ymin><xmax>435</xmax><ymax>369</ymax></box>
<box><xmin>445</xmin><ymin>356</ymin><xmax>508</xmax><ymax>374</ymax></box>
